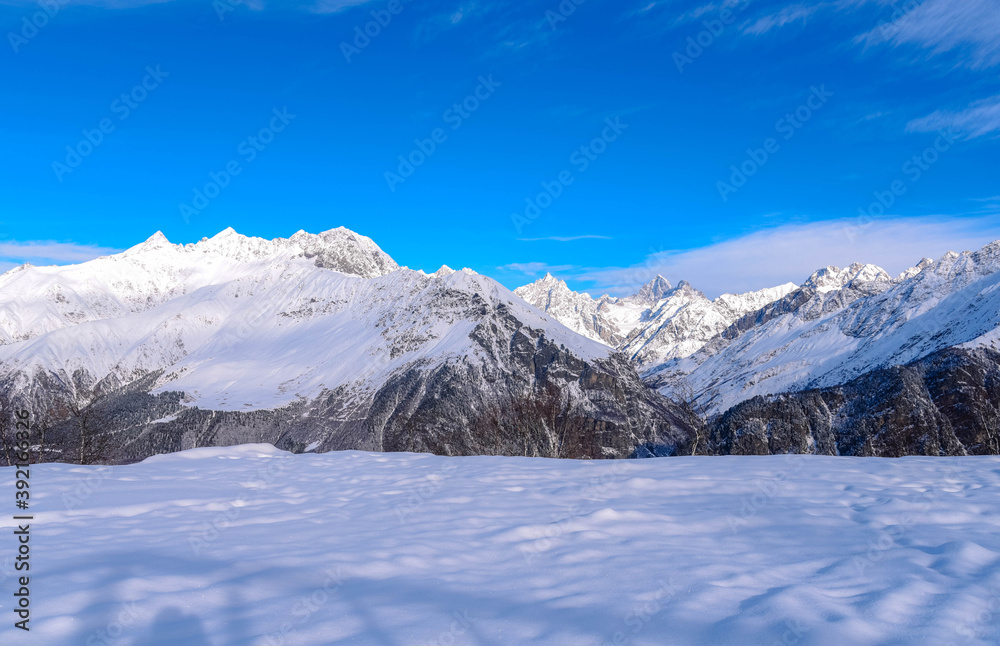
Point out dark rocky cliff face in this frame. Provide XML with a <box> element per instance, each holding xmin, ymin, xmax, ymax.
<box><xmin>706</xmin><ymin>347</ymin><xmax>1000</xmax><ymax>456</ymax></box>
<box><xmin>6</xmin><ymin>303</ymin><xmax>700</xmax><ymax>464</ymax></box>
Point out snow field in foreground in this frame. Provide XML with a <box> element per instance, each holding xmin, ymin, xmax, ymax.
<box><xmin>1</xmin><ymin>446</ymin><xmax>999</xmax><ymax>645</ymax></box>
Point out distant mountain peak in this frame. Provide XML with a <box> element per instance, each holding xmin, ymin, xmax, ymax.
<box><xmin>517</xmin><ymin>271</ymin><xmax>796</xmax><ymax>367</ymax></box>
<box><xmin>632</xmin><ymin>274</ymin><xmax>672</xmax><ymax>303</ymax></box>
<box><xmin>434</xmin><ymin>265</ymin><xmax>456</xmax><ymax>277</ymax></box>
<box><xmin>804</xmin><ymin>263</ymin><xmax>890</xmax><ymax>293</ymax></box>
<box><xmin>125</xmin><ymin>230</ymin><xmax>173</xmax><ymax>254</ymax></box>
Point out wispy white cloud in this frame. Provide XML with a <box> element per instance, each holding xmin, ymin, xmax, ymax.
<box><xmin>517</xmin><ymin>235</ymin><xmax>612</xmax><ymax>242</ymax></box>
<box><xmin>0</xmin><ymin>0</ymin><xmax>363</xmax><ymax>11</ymax></box>
<box><xmin>856</xmin><ymin>0</ymin><xmax>1000</xmax><ymax>69</ymax></box>
<box><xmin>573</xmin><ymin>216</ymin><xmax>1000</xmax><ymax>298</ymax></box>
<box><xmin>497</xmin><ymin>262</ymin><xmax>577</xmax><ymax>276</ymax></box>
<box><xmin>742</xmin><ymin>3</ymin><xmax>819</xmax><ymax>35</ymax></box>
<box><xmin>413</xmin><ymin>2</ymin><xmax>480</xmax><ymax>42</ymax></box>
<box><xmin>309</xmin><ymin>0</ymin><xmax>379</xmax><ymax>14</ymax></box>
<box><xmin>907</xmin><ymin>94</ymin><xmax>1000</xmax><ymax>139</ymax></box>
<box><xmin>0</xmin><ymin>240</ymin><xmax>121</xmax><ymax>268</ymax></box>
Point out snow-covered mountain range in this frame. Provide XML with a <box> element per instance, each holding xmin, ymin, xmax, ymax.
<box><xmin>515</xmin><ymin>242</ymin><xmax>1000</xmax><ymax>456</ymax></box>
<box><xmin>2</xmin><ymin>226</ymin><xmax>999</xmax><ymax>461</ymax></box>
<box><xmin>0</xmin><ymin>227</ymin><xmax>696</xmax><ymax>462</ymax></box>
<box><xmin>515</xmin><ymin>274</ymin><xmax>796</xmax><ymax>365</ymax></box>
<box><xmin>650</xmin><ymin>246</ymin><xmax>1000</xmax><ymax>414</ymax></box>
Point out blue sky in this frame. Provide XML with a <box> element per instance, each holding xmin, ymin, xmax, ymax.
<box><xmin>1</xmin><ymin>0</ymin><xmax>998</xmax><ymax>296</ymax></box>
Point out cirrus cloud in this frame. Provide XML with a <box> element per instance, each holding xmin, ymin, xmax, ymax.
<box><xmin>0</xmin><ymin>240</ymin><xmax>121</xmax><ymax>273</ymax></box>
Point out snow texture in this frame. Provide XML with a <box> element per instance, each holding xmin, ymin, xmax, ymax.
<box><xmin>1</xmin><ymin>446</ymin><xmax>998</xmax><ymax>645</ymax></box>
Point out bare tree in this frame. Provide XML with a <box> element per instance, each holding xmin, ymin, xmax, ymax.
<box><xmin>669</xmin><ymin>382</ymin><xmax>708</xmax><ymax>456</ymax></box>
<box><xmin>66</xmin><ymin>390</ymin><xmax>113</xmax><ymax>465</ymax></box>
<box><xmin>33</xmin><ymin>415</ymin><xmax>52</xmax><ymax>464</ymax></box>
<box><xmin>986</xmin><ymin>404</ymin><xmax>1000</xmax><ymax>455</ymax></box>
<box><xmin>0</xmin><ymin>394</ymin><xmax>14</xmax><ymax>467</ymax></box>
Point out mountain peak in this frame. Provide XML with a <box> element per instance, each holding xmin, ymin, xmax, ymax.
<box><xmin>804</xmin><ymin>263</ymin><xmax>890</xmax><ymax>294</ymax></box>
<box><xmin>434</xmin><ymin>265</ymin><xmax>456</xmax><ymax>276</ymax></box>
<box><xmin>631</xmin><ymin>274</ymin><xmax>672</xmax><ymax>303</ymax></box>
<box><xmin>896</xmin><ymin>258</ymin><xmax>935</xmax><ymax>282</ymax></box>
<box><xmin>125</xmin><ymin>230</ymin><xmax>174</xmax><ymax>254</ymax></box>
<box><xmin>292</xmin><ymin>227</ymin><xmax>399</xmax><ymax>278</ymax></box>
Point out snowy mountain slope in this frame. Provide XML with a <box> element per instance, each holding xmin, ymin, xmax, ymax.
<box><xmin>0</xmin><ymin>228</ymin><xmax>699</xmax><ymax>461</ymax></box>
<box><xmin>654</xmin><ymin>244</ymin><xmax>1000</xmax><ymax>414</ymax></box>
<box><xmin>515</xmin><ymin>274</ymin><xmax>796</xmax><ymax>367</ymax></box>
<box><xmin>714</xmin><ymin>282</ymin><xmax>802</xmax><ymax>320</ymax></box>
<box><xmin>2</xmin><ymin>263</ymin><xmax>604</xmax><ymax>410</ymax></box>
<box><xmin>512</xmin><ymin>274</ymin><xmax>619</xmax><ymax>344</ymax></box>
<box><xmin>0</xmin><ymin>227</ymin><xmax>399</xmax><ymax>346</ymax></box>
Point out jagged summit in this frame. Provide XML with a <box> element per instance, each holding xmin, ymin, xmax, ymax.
<box><xmin>517</xmin><ymin>271</ymin><xmax>798</xmax><ymax>366</ymax></box>
<box><xmin>629</xmin><ymin>274</ymin><xmax>673</xmax><ymax>304</ymax></box>
<box><xmin>434</xmin><ymin>265</ymin><xmax>456</xmax><ymax>276</ymax></box>
<box><xmin>803</xmin><ymin>263</ymin><xmax>891</xmax><ymax>293</ymax></box>
<box><xmin>124</xmin><ymin>230</ymin><xmax>173</xmax><ymax>254</ymax></box>
<box><xmin>290</xmin><ymin>227</ymin><xmax>399</xmax><ymax>277</ymax></box>
<box><xmin>896</xmin><ymin>258</ymin><xmax>934</xmax><ymax>282</ymax></box>
<box><xmin>147</xmin><ymin>230</ymin><xmax>170</xmax><ymax>245</ymax></box>
<box><xmin>118</xmin><ymin>226</ymin><xmax>400</xmax><ymax>278</ymax></box>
